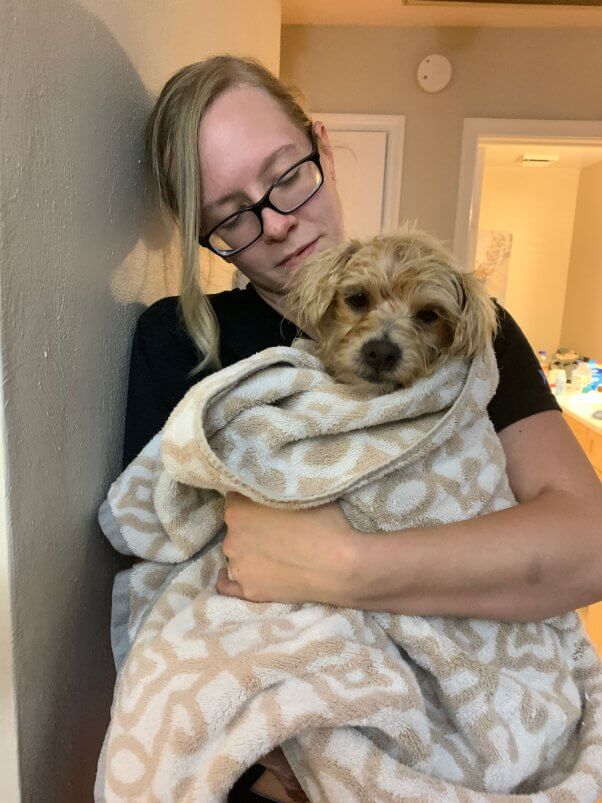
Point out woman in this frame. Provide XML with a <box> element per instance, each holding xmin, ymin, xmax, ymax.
<box><xmin>124</xmin><ymin>55</ymin><xmax>601</xmax><ymax>798</ymax></box>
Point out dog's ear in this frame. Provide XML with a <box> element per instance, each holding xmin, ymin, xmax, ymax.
<box><xmin>449</xmin><ymin>269</ymin><xmax>498</xmax><ymax>359</ymax></box>
<box><xmin>285</xmin><ymin>240</ymin><xmax>361</xmax><ymax>332</ymax></box>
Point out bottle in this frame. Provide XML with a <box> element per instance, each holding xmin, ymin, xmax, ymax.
<box><xmin>573</xmin><ymin>362</ymin><xmax>589</xmax><ymax>392</ymax></box>
<box><xmin>555</xmin><ymin>368</ymin><xmax>566</xmax><ymax>396</ymax></box>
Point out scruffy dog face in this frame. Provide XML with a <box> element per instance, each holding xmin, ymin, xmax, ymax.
<box><xmin>286</xmin><ymin>231</ymin><xmax>497</xmax><ymax>390</ymax></box>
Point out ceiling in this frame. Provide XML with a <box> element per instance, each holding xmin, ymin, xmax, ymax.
<box><xmin>282</xmin><ymin>0</ymin><xmax>602</xmax><ymax>28</ymax></box>
<box><xmin>484</xmin><ymin>144</ymin><xmax>602</xmax><ymax>168</ymax></box>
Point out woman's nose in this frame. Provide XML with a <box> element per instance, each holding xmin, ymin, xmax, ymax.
<box><xmin>261</xmin><ymin>207</ymin><xmax>296</xmax><ymax>242</ymax></box>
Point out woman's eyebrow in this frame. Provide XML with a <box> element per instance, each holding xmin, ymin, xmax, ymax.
<box><xmin>258</xmin><ymin>142</ymin><xmax>298</xmax><ymax>178</ymax></box>
<box><xmin>206</xmin><ymin>143</ymin><xmax>299</xmax><ymax>214</ymax></box>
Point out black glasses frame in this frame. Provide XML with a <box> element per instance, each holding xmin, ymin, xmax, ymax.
<box><xmin>199</xmin><ymin>129</ymin><xmax>324</xmax><ymax>257</ymax></box>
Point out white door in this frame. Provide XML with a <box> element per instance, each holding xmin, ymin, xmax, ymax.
<box><xmin>313</xmin><ymin>113</ymin><xmax>405</xmax><ymax>239</ymax></box>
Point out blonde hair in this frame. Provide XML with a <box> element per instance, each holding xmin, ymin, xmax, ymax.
<box><xmin>145</xmin><ymin>55</ymin><xmax>313</xmax><ymax>373</ymax></box>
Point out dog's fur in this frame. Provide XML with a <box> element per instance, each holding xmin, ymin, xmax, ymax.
<box><xmin>286</xmin><ymin>230</ymin><xmax>498</xmax><ymax>390</ymax></box>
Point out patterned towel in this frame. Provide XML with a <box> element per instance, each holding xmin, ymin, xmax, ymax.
<box><xmin>96</xmin><ymin>339</ymin><xmax>602</xmax><ymax>803</ymax></box>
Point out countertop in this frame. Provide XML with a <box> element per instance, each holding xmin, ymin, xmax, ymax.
<box><xmin>557</xmin><ymin>391</ymin><xmax>602</xmax><ymax>433</ymax></box>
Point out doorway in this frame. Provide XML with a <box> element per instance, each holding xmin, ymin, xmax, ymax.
<box><xmin>454</xmin><ymin>118</ymin><xmax>602</xmax><ymax>364</ymax></box>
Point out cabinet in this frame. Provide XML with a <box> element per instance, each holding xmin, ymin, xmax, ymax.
<box><xmin>563</xmin><ymin>412</ymin><xmax>602</xmax><ymax>481</ymax></box>
<box><xmin>564</xmin><ymin>412</ymin><xmax>602</xmax><ymax>655</ymax></box>
<box><xmin>579</xmin><ymin>605</ymin><xmax>602</xmax><ymax>657</ymax></box>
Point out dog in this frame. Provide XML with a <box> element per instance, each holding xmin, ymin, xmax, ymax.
<box><xmin>286</xmin><ymin>229</ymin><xmax>497</xmax><ymax>390</ymax></box>
<box><xmin>256</xmin><ymin>231</ymin><xmax>498</xmax><ymax>802</ymax></box>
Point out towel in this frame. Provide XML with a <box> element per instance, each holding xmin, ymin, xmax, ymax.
<box><xmin>96</xmin><ymin>339</ymin><xmax>602</xmax><ymax>803</ymax></box>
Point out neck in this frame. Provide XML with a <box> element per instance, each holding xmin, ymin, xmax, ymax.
<box><xmin>251</xmin><ymin>283</ymin><xmax>317</xmax><ymax>341</ymax></box>
<box><xmin>252</xmin><ymin>284</ymin><xmax>294</xmax><ymax>323</ymax></box>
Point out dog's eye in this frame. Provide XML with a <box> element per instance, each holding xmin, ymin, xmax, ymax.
<box><xmin>345</xmin><ymin>291</ymin><xmax>370</xmax><ymax>311</ymax></box>
<box><xmin>416</xmin><ymin>308</ymin><xmax>439</xmax><ymax>324</ymax></box>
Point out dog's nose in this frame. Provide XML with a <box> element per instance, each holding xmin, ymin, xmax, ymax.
<box><xmin>361</xmin><ymin>339</ymin><xmax>401</xmax><ymax>374</ymax></box>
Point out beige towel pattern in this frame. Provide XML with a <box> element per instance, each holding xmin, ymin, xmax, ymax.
<box><xmin>97</xmin><ymin>340</ymin><xmax>602</xmax><ymax>802</ymax></box>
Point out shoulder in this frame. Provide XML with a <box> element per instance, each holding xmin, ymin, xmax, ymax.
<box><xmin>488</xmin><ymin>302</ymin><xmax>560</xmax><ymax>433</ymax></box>
<box><xmin>136</xmin><ymin>289</ymin><xmax>243</xmax><ymax>336</ymax></box>
<box><xmin>135</xmin><ymin>288</ymin><xmax>253</xmax><ymax>350</ymax></box>
<box><xmin>491</xmin><ymin>302</ymin><xmax>545</xmax><ymax>376</ymax></box>
<box><xmin>492</xmin><ymin>303</ymin><xmax>527</xmax><ymax>356</ymax></box>
<box><xmin>134</xmin><ymin>284</ymin><xmax>282</xmax><ymax>372</ymax></box>
<box><xmin>135</xmin><ymin>295</ymin><xmax>180</xmax><ymax>347</ymax></box>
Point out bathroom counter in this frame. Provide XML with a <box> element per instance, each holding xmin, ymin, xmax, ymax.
<box><xmin>557</xmin><ymin>391</ymin><xmax>602</xmax><ymax>433</ymax></box>
<box><xmin>557</xmin><ymin>392</ymin><xmax>602</xmax><ymax>482</ymax></box>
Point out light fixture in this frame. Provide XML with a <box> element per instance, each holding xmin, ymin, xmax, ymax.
<box><xmin>519</xmin><ymin>154</ymin><xmax>560</xmax><ymax>167</ymax></box>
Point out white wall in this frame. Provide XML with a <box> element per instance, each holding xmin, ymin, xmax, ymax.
<box><xmin>0</xmin><ymin>1</ymin><xmax>281</xmax><ymax>799</ymax></box>
<box><xmin>477</xmin><ymin>166</ymin><xmax>580</xmax><ymax>357</ymax></box>
<box><xmin>560</xmin><ymin>161</ymin><xmax>602</xmax><ymax>361</ymax></box>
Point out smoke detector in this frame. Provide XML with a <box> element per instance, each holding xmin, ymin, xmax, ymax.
<box><xmin>417</xmin><ymin>55</ymin><xmax>452</xmax><ymax>93</ymax></box>
<box><xmin>519</xmin><ymin>154</ymin><xmax>560</xmax><ymax>167</ymax></box>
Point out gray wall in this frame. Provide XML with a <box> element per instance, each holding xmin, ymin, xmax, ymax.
<box><xmin>0</xmin><ymin>1</ymin><xmax>280</xmax><ymax>799</ymax></box>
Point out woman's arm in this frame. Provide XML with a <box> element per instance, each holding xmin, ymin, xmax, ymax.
<box><xmin>347</xmin><ymin>410</ymin><xmax>602</xmax><ymax>621</ymax></box>
<box><xmin>218</xmin><ymin>410</ymin><xmax>602</xmax><ymax>621</ymax></box>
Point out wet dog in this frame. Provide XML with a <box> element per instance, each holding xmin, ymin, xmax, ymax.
<box><xmin>286</xmin><ymin>229</ymin><xmax>497</xmax><ymax>390</ymax></box>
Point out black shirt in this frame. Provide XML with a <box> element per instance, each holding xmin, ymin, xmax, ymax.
<box><xmin>122</xmin><ymin>284</ymin><xmax>560</xmax><ymax>469</ymax></box>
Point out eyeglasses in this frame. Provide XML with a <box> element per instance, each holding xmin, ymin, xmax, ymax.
<box><xmin>199</xmin><ymin>129</ymin><xmax>324</xmax><ymax>257</ymax></box>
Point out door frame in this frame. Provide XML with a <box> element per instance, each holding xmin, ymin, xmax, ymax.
<box><xmin>0</xmin><ymin>339</ymin><xmax>20</xmax><ymax>802</ymax></box>
<box><xmin>453</xmin><ymin>118</ymin><xmax>602</xmax><ymax>271</ymax></box>
<box><xmin>312</xmin><ymin>112</ymin><xmax>405</xmax><ymax>233</ymax></box>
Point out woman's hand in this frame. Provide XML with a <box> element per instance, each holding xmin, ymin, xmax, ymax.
<box><xmin>216</xmin><ymin>492</ymin><xmax>360</xmax><ymax>605</ymax></box>
<box><xmin>255</xmin><ymin>747</ymin><xmax>309</xmax><ymax>802</ymax></box>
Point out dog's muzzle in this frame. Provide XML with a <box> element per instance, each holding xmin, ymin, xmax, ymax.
<box><xmin>360</xmin><ymin>338</ymin><xmax>401</xmax><ymax>379</ymax></box>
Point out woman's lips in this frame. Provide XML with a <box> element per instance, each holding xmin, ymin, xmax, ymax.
<box><xmin>279</xmin><ymin>238</ymin><xmax>319</xmax><ymax>269</ymax></box>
